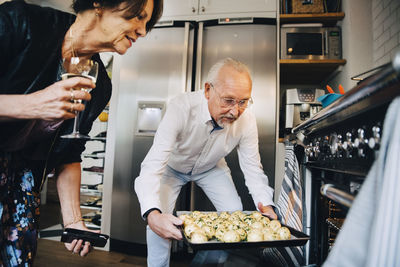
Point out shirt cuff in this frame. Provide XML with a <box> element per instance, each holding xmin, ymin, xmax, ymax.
<box><xmin>142</xmin><ymin>208</ymin><xmax>162</xmax><ymax>221</ymax></box>
<box><xmin>254</xmin><ymin>197</ymin><xmax>275</xmax><ymax>211</ymax></box>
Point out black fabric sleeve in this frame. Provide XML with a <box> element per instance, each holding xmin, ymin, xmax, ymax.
<box><xmin>143</xmin><ymin>208</ymin><xmax>162</xmax><ymax>221</ymax></box>
<box><xmin>0</xmin><ymin>1</ymin><xmax>29</xmax><ymax>91</ymax></box>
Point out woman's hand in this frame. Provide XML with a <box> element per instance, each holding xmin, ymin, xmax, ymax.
<box><xmin>64</xmin><ymin>220</ymin><xmax>100</xmax><ymax>257</ymax></box>
<box><xmin>56</xmin><ymin>163</ymin><xmax>97</xmax><ymax>257</ymax></box>
<box><xmin>23</xmin><ymin>77</ymin><xmax>95</xmax><ymax>121</ymax></box>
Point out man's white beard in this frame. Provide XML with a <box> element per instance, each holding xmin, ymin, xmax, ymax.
<box><xmin>217</xmin><ymin>114</ymin><xmax>238</xmax><ymax>127</ymax></box>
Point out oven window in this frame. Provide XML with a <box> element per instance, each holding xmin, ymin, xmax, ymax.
<box><xmin>287</xmin><ymin>33</ymin><xmax>323</xmax><ymax>55</ymax></box>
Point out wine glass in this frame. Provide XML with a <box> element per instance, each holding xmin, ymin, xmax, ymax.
<box><xmin>60</xmin><ymin>57</ymin><xmax>99</xmax><ymax>139</ymax></box>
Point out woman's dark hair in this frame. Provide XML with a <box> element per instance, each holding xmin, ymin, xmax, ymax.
<box><xmin>72</xmin><ymin>0</ymin><xmax>163</xmax><ymax>32</ymax></box>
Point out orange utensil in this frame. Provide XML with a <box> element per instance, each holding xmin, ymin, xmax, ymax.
<box><xmin>339</xmin><ymin>84</ymin><xmax>345</xmax><ymax>95</ymax></box>
<box><xmin>326</xmin><ymin>85</ymin><xmax>335</xmax><ymax>94</ymax></box>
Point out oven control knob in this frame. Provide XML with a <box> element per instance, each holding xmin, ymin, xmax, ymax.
<box><xmin>337</xmin><ymin>134</ymin><xmax>344</xmax><ymax>157</ymax></box>
<box><xmin>354</xmin><ymin>128</ymin><xmax>368</xmax><ymax>157</ymax></box>
<box><xmin>353</xmin><ymin>139</ymin><xmax>359</xmax><ymax>148</ymax></box>
<box><xmin>322</xmin><ymin>136</ymin><xmax>330</xmax><ymax>156</ymax></box>
<box><xmin>329</xmin><ymin>133</ymin><xmax>338</xmax><ymax>155</ymax></box>
<box><xmin>342</xmin><ymin>132</ymin><xmax>352</xmax><ymax>149</ymax></box>
<box><xmin>357</xmin><ymin>146</ymin><xmax>366</xmax><ymax>157</ymax></box>
<box><xmin>342</xmin><ymin>132</ymin><xmax>354</xmax><ymax>158</ymax></box>
<box><xmin>368</xmin><ymin>126</ymin><xmax>381</xmax><ymax>150</ymax></box>
<box><xmin>305</xmin><ymin>146</ymin><xmax>313</xmax><ymax>157</ymax></box>
<box><xmin>313</xmin><ymin>142</ymin><xmax>320</xmax><ymax>157</ymax></box>
<box><xmin>354</xmin><ymin>128</ymin><xmax>367</xmax><ymax>147</ymax></box>
<box><xmin>344</xmin><ymin>132</ymin><xmax>352</xmax><ymax>147</ymax></box>
<box><xmin>368</xmin><ymin>138</ymin><xmax>377</xmax><ymax>150</ymax></box>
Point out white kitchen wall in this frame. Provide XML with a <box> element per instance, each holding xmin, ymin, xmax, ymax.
<box><xmin>372</xmin><ymin>0</ymin><xmax>400</xmax><ymax>67</ymax></box>
<box><xmin>329</xmin><ymin>0</ymin><xmax>400</xmax><ymax>92</ymax></box>
<box><xmin>25</xmin><ymin>0</ymin><xmax>73</xmax><ymax>13</ymax></box>
<box><xmin>328</xmin><ymin>0</ymin><xmax>373</xmax><ymax>92</ymax></box>
<box><xmin>0</xmin><ymin>0</ymin><xmax>73</xmax><ymax>12</ymax></box>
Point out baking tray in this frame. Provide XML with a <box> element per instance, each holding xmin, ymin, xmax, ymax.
<box><xmin>177</xmin><ymin>211</ymin><xmax>309</xmax><ymax>250</ymax></box>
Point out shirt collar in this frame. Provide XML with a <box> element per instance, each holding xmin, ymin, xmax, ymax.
<box><xmin>199</xmin><ymin>94</ymin><xmax>224</xmax><ymax>132</ymax></box>
<box><xmin>210</xmin><ymin>117</ymin><xmax>223</xmax><ymax>133</ymax></box>
<box><xmin>200</xmin><ymin>93</ymin><xmax>213</xmax><ymax>125</ymax></box>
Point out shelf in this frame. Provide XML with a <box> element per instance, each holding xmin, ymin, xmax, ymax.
<box><xmin>89</xmin><ymin>137</ymin><xmax>106</xmax><ymax>142</ymax></box>
<box><xmin>82</xmin><ymin>166</ymin><xmax>104</xmax><ymax>174</ymax></box>
<box><xmin>80</xmin><ymin>205</ymin><xmax>102</xmax><ymax>211</ymax></box>
<box><xmin>82</xmin><ymin>171</ymin><xmax>104</xmax><ymax>175</ymax></box>
<box><xmin>83</xmin><ymin>153</ymin><xmax>105</xmax><ymax>159</ymax></box>
<box><xmin>280</xmin><ymin>59</ymin><xmax>346</xmax><ymax>84</ymax></box>
<box><xmin>81</xmin><ymin>184</ymin><xmax>102</xmax><ymax>191</ymax></box>
<box><xmin>85</xmin><ymin>222</ymin><xmax>101</xmax><ymax>230</ymax></box>
<box><xmin>280</xmin><ymin>12</ymin><xmax>345</xmax><ymax>25</ymax></box>
<box><xmin>80</xmin><ymin>188</ymin><xmax>102</xmax><ymax>197</ymax></box>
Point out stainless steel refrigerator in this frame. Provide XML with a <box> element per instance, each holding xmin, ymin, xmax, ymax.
<box><xmin>110</xmin><ymin>19</ymin><xmax>277</xmax><ymax>245</ymax></box>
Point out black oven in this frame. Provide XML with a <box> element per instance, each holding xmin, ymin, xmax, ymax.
<box><xmin>291</xmin><ymin>55</ymin><xmax>400</xmax><ymax>265</ymax></box>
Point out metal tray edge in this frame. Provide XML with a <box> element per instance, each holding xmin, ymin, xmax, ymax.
<box><xmin>177</xmin><ymin>211</ymin><xmax>310</xmax><ymax>250</ymax></box>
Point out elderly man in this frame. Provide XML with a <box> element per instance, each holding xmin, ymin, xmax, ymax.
<box><xmin>134</xmin><ymin>58</ymin><xmax>277</xmax><ymax>267</ymax></box>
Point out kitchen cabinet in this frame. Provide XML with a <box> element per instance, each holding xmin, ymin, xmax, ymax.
<box><xmin>198</xmin><ymin>0</ymin><xmax>276</xmax><ymax>14</ymax></box>
<box><xmin>161</xmin><ymin>0</ymin><xmax>198</xmax><ymax>18</ymax></box>
<box><xmin>161</xmin><ymin>0</ymin><xmax>276</xmax><ymax>19</ymax></box>
<box><xmin>280</xmin><ymin>12</ymin><xmax>344</xmax><ymax>24</ymax></box>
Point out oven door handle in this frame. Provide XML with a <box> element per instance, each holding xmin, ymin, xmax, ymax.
<box><xmin>320</xmin><ymin>184</ymin><xmax>355</xmax><ymax>208</ymax></box>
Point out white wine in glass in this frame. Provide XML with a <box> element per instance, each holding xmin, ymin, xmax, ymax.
<box><xmin>60</xmin><ymin>57</ymin><xmax>99</xmax><ymax>139</ymax></box>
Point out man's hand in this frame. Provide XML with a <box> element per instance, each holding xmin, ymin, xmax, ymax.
<box><xmin>64</xmin><ymin>221</ymin><xmax>99</xmax><ymax>257</ymax></box>
<box><xmin>147</xmin><ymin>210</ymin><xmax>183</xmax><ymax>240</ymax></box>
<box><xmin>258</xmin><ymin>202</ymin><xmax>278</xmax><ymax>220</ymax></box>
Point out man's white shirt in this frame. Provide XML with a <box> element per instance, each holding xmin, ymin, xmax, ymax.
<box><xmin>135</xmin><ymin>90</ymin><xmax>274</xmax><ymax>215</ymax></box>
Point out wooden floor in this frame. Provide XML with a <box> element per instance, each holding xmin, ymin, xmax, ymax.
<box><xmin>36</xmin><ymin>239</ymin><xmax>191</xmax><ymax>267</ymax></box>
<box><xmin>37</xmin><ymin>179</ymin><xmax>192</xmax><ymax>266</ymax></box>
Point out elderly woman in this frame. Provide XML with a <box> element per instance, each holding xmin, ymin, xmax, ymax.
<box><xmin>0</xmin><ymin>0</ymin><xmax>162</xmax><ymax>265</ymax></box>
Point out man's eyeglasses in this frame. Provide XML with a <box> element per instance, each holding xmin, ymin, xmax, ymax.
<box><xmin>210</xmin><ymin>83</ymin><xmax>253</xmax><ymax>110</ymax></box>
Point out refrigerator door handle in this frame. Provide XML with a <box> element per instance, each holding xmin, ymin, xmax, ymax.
<box><xmin>195</xmin><ymin>22</ymin><xmax>204</xmax><ymax>91</ymax></box>
<box><xmin>182</xmin><ymin>22</ymin><xmax>191</xmax><ymax>93</ymax></box>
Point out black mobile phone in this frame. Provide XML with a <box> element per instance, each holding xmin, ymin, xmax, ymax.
<box><xmin>61</xmin><ymin>228</ymin><xmax>109</xmax><ymax>247</ymax></box>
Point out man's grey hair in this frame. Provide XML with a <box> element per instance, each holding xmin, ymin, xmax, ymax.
<box><xmin>206</xmin><ymin>58</ymin><xmax>252</xmax><ymax>86</ymax></box>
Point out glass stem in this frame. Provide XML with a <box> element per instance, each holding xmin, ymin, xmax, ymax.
<box><xmin>72</xmin><ymin>111</ymin><xmax>80</xmax><ymax>133</ymax></box>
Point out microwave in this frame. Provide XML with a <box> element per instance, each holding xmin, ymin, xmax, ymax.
<box><xmin>281</xmin><ymin>26</ymin><xmax>342</xmax><ymax>59</ymax></box>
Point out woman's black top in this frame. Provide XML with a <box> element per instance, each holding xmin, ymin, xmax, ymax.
<box><xmin>0</xmin><ymin>1</ymin><xmax>112</xmax><ymax>181</ymax></box>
